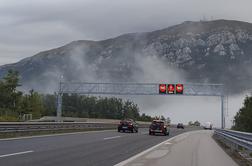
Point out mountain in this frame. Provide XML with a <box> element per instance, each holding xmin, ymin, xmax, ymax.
<box><xmin>1</xmin><ymin>19</ymin><xmax>252</xmax><ymax>93</ymax></box>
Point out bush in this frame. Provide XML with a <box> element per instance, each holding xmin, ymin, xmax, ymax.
<box><xmin>0</xmin><ymin>116</ymin><xmax>18</xmax><ymax>122</ymax></box>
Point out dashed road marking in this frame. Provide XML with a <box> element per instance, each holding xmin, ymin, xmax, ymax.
<box><xmin>0</xmin><ymin>150</ymin><xmax>34</xmax><ymax>158</ymax></box>
<box><xmin>103</xmin><ymin>136</ymin><xmax>121</xmax><ymax>140</ymax></box>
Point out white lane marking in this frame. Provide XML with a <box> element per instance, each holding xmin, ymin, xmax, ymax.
<box><xmin>114</xmin><ymin>131</ymin><xmax>197</xmax><ymax>166</ymax></box>
<box><xmin>164</xmin><ymin>142</ymin><xmax>172</xmax><ymax>145</ymax></box>
<box><xmin>140</xmin><ymin>132</ymin><xmax>149</xmax><ymax>135</ymax></box>
<box><xmin>0</xmin><ymin>151</ymin><xmax>34</xmax><ymax>158</ymax></box>
<box><xmin>0</xmin><ymin>130</ymin><xmax>114</xmax><ymax>141</ymax></box>
<box><xmin>103</xmin><ymin>136</ymin><xmax>121</xmax><ymax>140</ymax></box>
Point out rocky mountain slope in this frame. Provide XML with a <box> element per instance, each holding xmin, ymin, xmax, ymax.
<box><xmin>1</xmin><ymin>19</ymin><xmax>252</xmax><ymax>93</ymax></box>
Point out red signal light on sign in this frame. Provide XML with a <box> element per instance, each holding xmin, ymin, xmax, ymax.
<box><xmin>176</xmin><ymin>84</ymin><xmax>184</xmax><ymax>94</ymax></box>
<box><xmin>159</xmin><ymin>84</ymin><xmax>167</xmax><ymax>94</ymax></box>
<box><xmin>167</xmin><ymin>84</ymin><xmax>175</xmax><ymax>94</ymax></box>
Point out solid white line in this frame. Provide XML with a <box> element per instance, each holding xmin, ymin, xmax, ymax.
<box><xmin>0</xmin><ymin>151</ymin><xmax>34</xmax><ymax>158</ymax></box>
<box><xmin>0</xmin><ymin>130</ymin><xmax>114</xmax><ymax>141</ymax></box>
<box><xmin>103</xmin><ymin>136</ymin><xmax>121</xmax><ymax>140</ymax></box>
<box><xmin>114</xmin><ymin>131</ymin><xmax>196</xmax><ymax>166</ymax></box>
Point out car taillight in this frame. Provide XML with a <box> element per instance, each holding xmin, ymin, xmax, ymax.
<box><xmin>129</xmin><ymin>123</ymin><xmax>133</xmax><ymax>126</ymax></box>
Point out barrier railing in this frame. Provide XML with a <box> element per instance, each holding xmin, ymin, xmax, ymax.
<box><xmin>214</xmin><ymin>129</ymin><xmax>252</xmax><ymax>151</ymax></box>
<box><xmin>0</xmin><ymin>122</ymin><xmax>150</xmax><ymax>133</ymax></box>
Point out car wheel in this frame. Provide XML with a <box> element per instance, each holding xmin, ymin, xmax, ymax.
<box><xmin>135</xmin><ymin>129</ymin><xmax>138</xmax><ymax>133</ymax></box>
<box><xmin>122</xmin><ymin>130</ymin><xmax>125</xmax><ymax>132</ymax></box>
<box><xmin>118</xmin><ymin>129</ymin><xmax>121</xmax><ymax>132</ymax></box>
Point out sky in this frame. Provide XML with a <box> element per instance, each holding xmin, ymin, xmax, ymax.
<box><xmin>0</xmin><ymin>0</ymin><xmax>251</xmax><ymax>127</ymax></box>
<box><xmin>1</xmin><ymin>0</ymin><xmax>252</xmax><ymax>65</ymax></box>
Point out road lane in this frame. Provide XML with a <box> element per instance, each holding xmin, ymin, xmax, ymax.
<box><xmin>0</xmin><ymin>127</ymin><xmax>198</xmax><ymax>166</ymax></box>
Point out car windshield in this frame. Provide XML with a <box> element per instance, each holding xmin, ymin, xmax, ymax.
<box><xmin>0</xmin><ymin>1</ymin><xmax>251</xmax><ymax>166</ymax></box>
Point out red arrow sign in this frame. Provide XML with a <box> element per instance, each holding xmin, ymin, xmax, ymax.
<box><xmin>176</xmin><ymin>84</ymin><xmax>184</xmax><ymax>94</ymax></box>
<box><xmin>159</xmin><ymin>84</ymin><xmax>167</xmax><ymax>94</ymax></box>
<box><xmin>167</xmin><ymin>84</ymin><xmax>175</xmax><ymax>94</ymax></box>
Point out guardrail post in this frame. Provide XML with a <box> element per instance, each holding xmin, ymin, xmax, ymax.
<box><xmin>56</xmin><ymin>93</ymin><xmax>62</xmax><ymax>121</ymax></box>
<box><xmin>56</xmin><ymin>81</ymin><xmax>63</xmax><ymax>122</ymax></box>
<box><xmin>221</xmin><ymin>95</ymin><xmax>225</xmax><ymax>129</ymax></box>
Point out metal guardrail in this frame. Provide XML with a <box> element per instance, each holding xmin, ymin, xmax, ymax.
<box><xmin>214</xmin><ymin>129</ymin><xmax>252</xmax><ymax>151</ymax></box>
<box><xmin>0</xmin><ymin>122</ymin><xmax>118</xmax><ymax>133</ymax></box>
<box><xmin>0</xmin><ymin>122</ymin><xmax>150</xmax><ymax>133</ymax></box>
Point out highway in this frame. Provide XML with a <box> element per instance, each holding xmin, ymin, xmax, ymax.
<box><xmin>0</xmin><ymin>127</ymin><xmax>197</xmax><ymax>166</ymax></box>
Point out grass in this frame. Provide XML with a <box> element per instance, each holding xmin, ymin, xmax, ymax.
<box><xmin>0</xmin><ymin>128</ymin><xmax>114</xmax><ymax>139</ymax></box>
<box><xmin>213</xmin><ymin>135</ymin><xmax>252</xmax><ymax>166</ymax></box>
<box><xmin>0</xmin><ymin>116</ymin><xmax>19</xmax><ymax>122</ymax></box>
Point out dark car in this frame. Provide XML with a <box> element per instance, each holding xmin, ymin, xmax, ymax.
<box><xmin>177</xmin><ymin>123</ymin><xmax>184</xmax><ymax>129</ymax></box>
<box><xmin>149</xmin><ymin>120</ymin><xmax>170</xmax><ymax>136</ymax></box>
<box><xmin>118</xmin><ymin>119</ymin><xmax>138</xmax><ymax>133</ymax></box>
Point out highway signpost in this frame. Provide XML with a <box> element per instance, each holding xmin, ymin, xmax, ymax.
<box><xmin>56</xmin><ymin>82</ymin><xmax>226</xmax><ymax>128</ymax></box>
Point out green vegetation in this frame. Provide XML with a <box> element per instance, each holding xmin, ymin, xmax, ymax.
<box><xmin>232</xmin><ymin>96</ymin><xmax>252</xmax><ymax>132</ymax></box>
<box><xmin>0</xmin><ymin>70</ymin><xmax>23</xmax><ymax>121</ymax></box>
<box><xmin>59</xmin><ymin>94</ymin><xmax>154</xmax><ymax>121</ymax></box>
<box><xmin>0</xmin><ymin>70</ymin><xmax>158</xmax><ymax>122</ymax></box>
<box><xmin>188</xmin><ymin>121</ymin><xmax>200</xmax><ymax>126</ymax></box>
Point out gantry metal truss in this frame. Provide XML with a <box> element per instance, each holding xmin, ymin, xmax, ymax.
<box><xmin>56</xmin><ymin>82</ymin><xmax>226</xmax><ymax>128</ymax></box>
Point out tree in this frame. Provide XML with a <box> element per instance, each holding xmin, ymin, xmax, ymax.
<box><xmin>166</xmin><ymin>117</ymin><xmax>171</xmax><ymax>124</ymax></box>
<box><xmin>0</xmin><ymin>70</ymin><xmax>22</xmax><ymax>118</ymax></box>
<box><xmin>122</xmin><ymin>100</ymin><xmax>140</xmax><ymax>120</ymax></box>
<box><xmin>42</xmin><ymin>94</ymin><xmax>57</xmax><ymax>116</ymax></box>
<box><xmin>160</xmin><ymin>115</ymin><xmax>166</xmax><ymax>121</ymax></box>
<box><xmin>232</xmin><ymin>96</ymin><xmax>252</xmax><ymax>132</ymax></box>
<box><xmin>194</xmin><ymin>121</ymin><xmax>200</xmax><ymax>126</ymax></box>
<box><xmin>20</xmin><ymin>90</ymin><xmax>44</xmax><ymax>119</ymax></box>
<box><xmin>139</xmin><ymin>113</ymin><xmax>153</xmax><ymax>122</ymax></box>
<box><xmin>188</xmin><ymin>121</ymin><xmax>193</xmax><ymax>126</ymax></box>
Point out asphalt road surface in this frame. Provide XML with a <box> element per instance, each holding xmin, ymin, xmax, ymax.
<box><xmin>116</xmin><ymin>130</ymin><xmax>238</xmax><ymax>166</ymax></box>
<box><xmin>0</xmin><ymin>127</ymin><xmax>198</xmax><ymax>166</ymax></box>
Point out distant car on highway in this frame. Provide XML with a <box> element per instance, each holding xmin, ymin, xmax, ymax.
<box><xmin>203</xmin><ymin>122</ymin><xmax>213</xmax><ymax>130</ymax></box>
<box><xmin>177</xmin><ymin>123</ymin><xmax>184</xmax><ymax>129</ymax></box>
<box><xmin>118</xmin><ymin>119</ymin><xmax>138</xmax><ymax>133</ymax></box>
<box><xmin>149</xmin><ymin>120</ymin><xmax>170</xmax><ymax>136</ymax></box>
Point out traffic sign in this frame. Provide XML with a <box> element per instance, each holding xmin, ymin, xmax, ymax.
<box><xmin>167</xmin><ymin>84</ymin><xmax>175</xmax><ymax>94</ymax></box>
<box><xmin>159</xmin><ymin>84</ymin><xmax>167</xmax><ymax>94</ymax></box>
<box><xmin>176</xmin><ymin>84</ymin><xmax>184</xmax><ymax>94</ymax></box>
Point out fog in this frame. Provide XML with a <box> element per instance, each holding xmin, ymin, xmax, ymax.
<box><xmin>131</xmin><ymin>94</ymin><xmax>247</xmax><ymax>128</ymax></box>
<box><xmin>42</xmin><ymin>45</ymin><xmax>248</xmax><ymax>128</ymax></box>
<box><xmin>1</xmin><ymin>0</ymin><xmax>252</xmax><ymax>65</ymax></box>
<box><xmin>1</xmin><ymin>0</ymin><xmax>251</xmax><ymax>128</ymax></box>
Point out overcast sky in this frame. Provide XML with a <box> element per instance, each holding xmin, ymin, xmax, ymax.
<box><xmin>0</xmin><ymin>0</ymin><xmax>252</xmax><ymax>65</ymax></box>
<box><xmin>1</xmin><ymin>0</ymin><xmax>251</xmax><ymax>127</ymax></box>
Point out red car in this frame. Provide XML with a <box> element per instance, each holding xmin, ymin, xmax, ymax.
<box><xmin>149</xmin><ymin>120</ymin><xmax>170</xmax><ymax>136</ymax></box>
<box><xmin>118</xmin><ymin>119</ymin><xmax>138</xmax><ymax>133</ymax></box>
